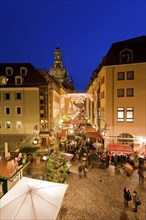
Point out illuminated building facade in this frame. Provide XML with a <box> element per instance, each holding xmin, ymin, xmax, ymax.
<box><xmin>0</xmin><ymin>47</ymin><xmax>75</xmax><ymax>148</ymax></box>
<box><xmin>0</xmin><ymin>64</ymin><xmax>47</xmax><ymax>137</ymax></box>
<box><xmin>86</xmin><ymin>36</ymin><xmax>146</xmax><ymax>153</ymax></box>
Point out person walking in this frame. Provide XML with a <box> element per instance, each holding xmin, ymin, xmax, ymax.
<box><xmin>123</xmin><ymin>187</ymin><xmax>131</xmax><ymax>207</ymax></box>
<box><xmin>138</xmin><ymin>165</ymin><xmax>144</xmax><ymax>185</ymax></box>
<box><xmin>78</xmin><ymin>164</ymin><xmax>83</xmax><ymax>178</ymax></box>
<box><xmin>132</xmin><ymin>191</ymin><xmax>141</xmax><ymax>212</ymax></box>
<box><xmin>82</xmin><ymin>161</ymin><xmax>88</xmax><ymax>177</ymax></box>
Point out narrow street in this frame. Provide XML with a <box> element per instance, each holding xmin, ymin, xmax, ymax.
<box><xmin>23</xmin><ymin>159</ymin><xmax>146</xmax><ymax>220</ymax></box>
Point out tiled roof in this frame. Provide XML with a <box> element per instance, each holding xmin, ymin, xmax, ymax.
<box><xmin>103</xmin><ymin>36</ymin><xmax>146</xmax><ymax>66</ymax></box>
<box><xmin>0</xmin><ymin>63</ymin><xmax>48</xmax><ymax>87</ymax></box>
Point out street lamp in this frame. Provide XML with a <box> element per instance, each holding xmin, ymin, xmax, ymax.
<box><xmin>42</xmin><ymin>155</ymin><xmax>48</xmax><ymax>170</ymax></box>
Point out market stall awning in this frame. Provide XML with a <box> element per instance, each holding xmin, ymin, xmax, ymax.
<box><xmin>85</xmin><ymin>126</ymin><xmax>97</xmax><ymax>132</ymax></box>
<box><xmin>85</xmin><ymin>132</ymin><xmax>103</xmax><ymax>142</ymax></box>
<box><xmin>108</xmin><ymin>144</ymin><xmax>134</xmax><ymax>154</ymax></box>
<box><xmin>39</xmin><ymin>131</ymin><xmax>50</xmax><ymax>137</ymax></box>
<box><xmin>61</xmin><ymin>130</ymin><xmax>67</xmax><ymax>137</ymax></box>
<box><xmin>71</xmin><ymin>119</ymin><xmax>86</xmax><ymax>124</ymax></box>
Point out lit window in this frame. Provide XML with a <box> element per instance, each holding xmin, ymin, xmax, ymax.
<box><xmin>98</xmin><ymin>108</ymin><xmax>100</xmax><ymax>119</ymax></box>
<box><xmin>127</xmin><ymin>71</ymin><xmax>134</xmax><ymax>80</ymax></box>
<box><xmin>127</xmin><ymin>88</ymin><xmax>134</xmax><ymax>97</ymax></box>
<box><xmin>16</xmin><ymin>121</ymin><xmax>22</xmax><ymax>129</ymax></box>
<box><xmin>117</xmin><ymin>107</ymin><xmax>124</xmax><ymax>121</ymax></box>
<box><xmin>5</xmin><ymin>107</ymin><xmax>11</xmax><ymax>115</ymax></box>
<box><xmin>0</xmin><ymin>76</ymin><xmax>8</xmax><ymax>85</ymax></box>
<box><xmin>117</xmin><ymin>72</ymin><xmax>125</xmax><ymax>80</ymax></box>
<box><xmin>126</xmin><ymin>108</ymin><xmax>134</xmax><ymax>122</ymax></box>
<box><xmin>117</xmin><ymin>89</ymin><xmax>124</xmax><ymax>97</ymax></box>
<box><xmin>6</xmin><ymin>121</ymin><xmax>11</xmax><ymax>129</ymax></box>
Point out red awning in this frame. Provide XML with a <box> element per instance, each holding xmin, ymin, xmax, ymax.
<box><xmin>71</xmin><ymin>119</ymin><xmax>86</xmax><ymax>124</ymax></box>
<box><xmin>85</xmin><ymin>132</ymin><xmax>103</xmax><ymax>142</ymax></box>
<box><xmin>60</xmin><ymin>130</ymin><xmax>67</xmax><ymax>137</ymax></box>
<box><xmin>108</xmin><ymin>144</ymin><xmax>134</xmax><ymax>154</ymax></box>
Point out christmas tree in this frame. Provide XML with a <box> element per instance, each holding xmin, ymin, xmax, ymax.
<box><xmin>47</xmin><ymin>151</ymin><xmax>68</xmax><ymax>183</ymax></box>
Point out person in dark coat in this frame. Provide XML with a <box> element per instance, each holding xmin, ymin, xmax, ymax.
<box><xmin>78</xmin><ymin>164</ymin><xmax>83</xmax><ymax>178</ymax></box>
<box><xmin>124</xmin><ymin>187</ymin><xmax>131</xmax><ymax>207</ymax></box>
<box><xmin>132</xmin><ymin>191</ymin><xmax>141</xmax><ymax>212</ymax></box>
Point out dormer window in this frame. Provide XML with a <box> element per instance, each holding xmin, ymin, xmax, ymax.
<box><xmin>20</xmin><ymin>67</ymin><xmax>27</xmax><ymax>76</ymax></box>
<box><xmin>6</xmin><ymin>67</ymin><xmax>13</xmax><ymax>76</ymax></box>
<box><xmin>119</xmin><ymin>49</ymin><xmax>133</xmax><ymax>63</ymax></box>
<box><xmin>15</xmin><ymin>76</ymin><xmax>23</xmax><ymax>85</ymax></box>
<box><xmin>0</xmin><ymin>76</ymin><xmax>8</xmax><ymax>85</ymax></box>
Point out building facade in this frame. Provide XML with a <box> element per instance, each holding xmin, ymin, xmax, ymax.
<box><xmin>0</xmin><ymin>63</ymin><xmax>48</xmax><ymax>147</ymax></box>
<box><xmin>0</xmin><ymin>47</ymin><xmax>75</xmax><ymax>149</ymax></box>
<box><xmin>86</xmin><ymin>36</ymin><xmax>146</xmax><ymax>153</ymax></box>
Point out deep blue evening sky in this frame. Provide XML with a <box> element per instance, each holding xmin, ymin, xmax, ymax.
<box><xmin>0</xmin><ymin>0</ymin><xmax>146</xmax><ymax>92</ymax></box>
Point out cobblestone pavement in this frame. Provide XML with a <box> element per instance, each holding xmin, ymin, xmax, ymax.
<box><xmin>23</xmin><ymin>160</ymin><xmax>146</xmax><ymax>220</ymax></box>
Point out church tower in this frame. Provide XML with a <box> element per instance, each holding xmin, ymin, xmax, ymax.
<box><xmin>49</xmin><ymin>47</ymin><xmax>68</xmax><ymax>84</ymax></box>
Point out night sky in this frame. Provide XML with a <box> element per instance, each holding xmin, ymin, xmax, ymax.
<box><xmin>0</xmin><ymin>0</ymin><xmax>145</xmax><ymax>92</ymax></box>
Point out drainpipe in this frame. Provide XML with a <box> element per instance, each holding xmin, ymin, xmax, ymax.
<box><xmin>112</xmin><ymin>67</ymin><xmax>115</xmax><ymax>143</ymax></box>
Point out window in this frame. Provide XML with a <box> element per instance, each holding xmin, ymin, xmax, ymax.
<box><xmin>101</xmin><ymin>91</ymin><xmax>105</xmax><ymax>99</ymax></box>
<box><xmin>6</xmin><ymin>67</ymin><xmax>13</xmax><ymax>76</ymax></box>
<box><xmin>6</xmin><ymin>121</ymin><xmax>11</xmax><ymax>129</ymax></box>
<box><xmin>0</xmin><ymin>76</ymin><xmax>8</xmax><ymax>85</ymax></box>
<box><xmin>101</xmin><ymin>76</ymin><xmax>105</xmax><ymax>85</ymax></box>
<box><xmin>20</xmin><ymin>67</ymin><xmax>27</xmax><ymax>76</ymax></box>
<box><xmin>15</xmin><ymin>92</ymin><xmax>22</xmax><ymax>100</ymax></box>
<box><xmin>15</xmin><ymin>76</ymin><xmax>23</xmax><ymax>85</ymax></box>
<box><xmin>117</xmin><ymin>72</ymin><xmax>124</xmax><ymax>80</ymax></box>
<box><xmin>127</xmin><ymin>88</ymin><xmax>134</xmax><ymax>97</ymax></box>
<box><xmin>16</xmin><ymin>107</ymin><xmax>21</xmax><ymax>115</ymax></box>
<box><xmin>4</xmin><ymin>92</ymin><xmax>10</xmax><ymax>100</ymax></box>
<box><xmin>5</xmin><ymin>107</ymin><xmax>11</xmax><ymax>115</ymax></box>
<box><xmin>127</xmin><ymin>71</ymin><xmax>134</xmax><ymax>80</ymax></box>
<box><xmin>126</xmin><ymin>108</ymin><xmax>134</xmax><ymax>122</ymax></box>
<box><xmin>100</xmin><ymin>107</ymin><xmax>105</xmax><ymax>118</ymax></box>
<box><xmin>16</xmin><ymin>121</ymin><xmax>22</xmax><ymax>129</ymax></box>
<box><xmin>119</xmin><ymin>49</ymin><xmax>133</xmax><ymax>63</ymax></box>
<box><xmin>117</xmin><ymin>108</ymin><xmax>124</xmax><ymax>121</ymax></box>
<box><xmin>117</xmin><ymin>89</ymin><xmax>124</xmax><ymax>97</ymax></box>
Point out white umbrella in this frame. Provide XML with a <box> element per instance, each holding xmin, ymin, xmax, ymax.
<box><xmin>61</xmin><ymin>152</ymin><xmax>74</xmax><ymax>162</ymax></box>
<box><xmin>0</xmin><ymin>177</ymin><xmax>68</xmax><ymax>220</ymax></box>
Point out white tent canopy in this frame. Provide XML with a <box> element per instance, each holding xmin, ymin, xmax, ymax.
<box><xmin>0</xmin><ymin>177</ymin><xmax>68</xmax><ymax>220</ymax></box>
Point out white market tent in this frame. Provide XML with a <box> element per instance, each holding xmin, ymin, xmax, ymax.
<box><xmin>0</xmin><ymin>177</ymin><xmax>68</xmax><ymax>220</ymax></box>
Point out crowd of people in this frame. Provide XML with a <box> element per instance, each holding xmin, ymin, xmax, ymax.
<box><xmin>58</xmin><ymin>124</ymin><xmax>145</xmax><ymax>216</ymax></box>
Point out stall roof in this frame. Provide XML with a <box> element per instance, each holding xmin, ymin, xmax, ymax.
<box><xmin>85</xmin><ymin>131</ymin><xmax>103</xmax><ymax>142</ymax></box>
<box><xmin>0</xmin><ymin>135</ymin><xmax>34</xmax><ymax>148</ymax></box>
<box><xmin>108</xmin><ymin>144</ymin><xmax>134</xmax><ymax>154</ymax></box>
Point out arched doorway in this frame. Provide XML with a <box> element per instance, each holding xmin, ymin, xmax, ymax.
<box><xmin>118</xmin><ymin>133</ymin><xmax>134</xmax><ymax>147</ymax></box>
